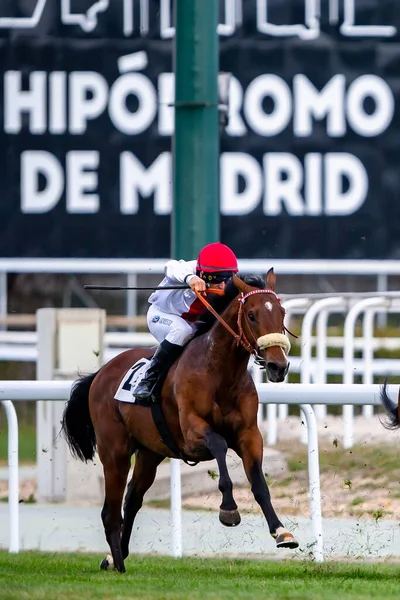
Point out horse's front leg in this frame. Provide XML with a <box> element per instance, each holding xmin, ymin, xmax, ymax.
<box><xmin>184</xmin><ymin>414</ymin><xmax>240</xmax><ymax>527</ymax></box>
<box><xmin>237</xmin><ymin>426</ymin><xmax>299</xmax><ymax>549</ymax></box>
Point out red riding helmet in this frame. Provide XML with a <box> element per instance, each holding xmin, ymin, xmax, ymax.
<box><xmin>196</xmin><ymin>242</ymin><xmax>238</xmax><ymax>283</ymax></box>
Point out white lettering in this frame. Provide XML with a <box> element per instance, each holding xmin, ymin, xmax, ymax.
<box><xmin>4</xmin><ymin>71</ymin><xmax>46</xmax><ymax>134</ymax></box>
<box><xmin>244</xmin><ymin>74</ymin><xmax>291</xmax><ymax>136</ymax></box>
<box><xmin>225</xmin><ymin>76</ymin><xmax>247</xmax><ymax>136</ymax></box>
<box><xmin>294</xmin><ymin>74</ymin><xmax>346</xmax><ymax>137</ymax></box>
<box><xmin>49</xmin><ymin>71</ymin><xmax>67</xmax><ymax>134</ymax></box>
<box><xmin>325</xmin><ymin>152</ymin><xmax>368</xmax><ymax>215</ymax></box>
<box><xmin>158</xmin><ymin>72</ymin><xmax>174</xmax><ymax>136</ymax></box>
<box><xmin>3</xmin><ymin>68</ymin><xmax>395</xmax><ymax>141</ymax></box>
<box><xmin>256</xmin><ymin>0</ymin><xmax>320</xmax><ymax>39</ymax></box>
<box><xmin>18</xmin><ymin>150</ymin><xmax>370</xmax><ymax>217</ymax></box>
<box><xmin>304</xmin><ymin>153</ymin><xmax>322</xmax><ymax>215</ymax></box>
<box><xmin>66</xmin><ymin>151</ymin><xmax>99</xmax><ymax>213</ymax></box>
<box><xmin>21</xmin><ymin>151</ymin><xmax>63</xmax><ymax>213</ymax></box>
<box><xmin>0</xmin><ymin>0</ymin><xmax>396</xmax><ymax>40</ymax></box>
<box><xmin>109</xmin><ymin>73</ymin><xmax>157</xmax><ymax>135</ymax></box>
<box><xmin>69</xmin><ymin>72</ymin><xmax>108</xmax><ymax>134</ymax></box>
<box><xmin>264</xmin><ymin>153</ymin><xmax>305</xmax><ymax>215</ymax></box>
<box><xmin>220</xmin><ymin>153</ymin><xmax>262</xmax><ymax>215</ymax></box>
<box><xmin>347</xmin><ymin>75</ymin><xmax>394</xmax><ymax>137</ymax></box>
<box><xmin>120</xmin><ymin>152</ymin><xmax>171</xmax><ymax>214</ymax></box>
<box><xmin>341</xmin><ymin>0</ymin><xmax>396</xmax><ymax>38</ymax></box>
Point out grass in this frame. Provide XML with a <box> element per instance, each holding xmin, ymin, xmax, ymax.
<box><xmin>0</xmin><ymin>552</ymin><xmax>400</xmax><ymax>600</ymax></box>
<box><xmin>0</xmin><ymin>425</ymin><xmax>36</xmax><ymax>464</ymax></box>
<box><xmin>351</xmin><ymin>497</ymin><xmax>365</xmax><ymax>506</ymax></box>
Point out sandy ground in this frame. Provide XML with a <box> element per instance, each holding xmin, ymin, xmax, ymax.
<box><xmin>181</xmin><ymin>471</ymin><xmax>400</xmax><ymax>521</ymax></box>
<box><xmin>181</xmin><ymin>415</ymin><xmax>400</xmax><ymax>520</ymax></box>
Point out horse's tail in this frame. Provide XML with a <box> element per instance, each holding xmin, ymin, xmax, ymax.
<box><xmin>380</xmin><ymin>380</ymin><xmax>400</xmax><ymax>429</ymax></box>
<box><xmin>61</xmin><ymin>371</ymin><xmax>99</xmax><ymax>462</ymax></box>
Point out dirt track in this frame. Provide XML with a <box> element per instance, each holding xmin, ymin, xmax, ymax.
<box><xmin>182</xmin><ymin>415</ymin><xmax>400</xmax><ymax>521</ymax></box>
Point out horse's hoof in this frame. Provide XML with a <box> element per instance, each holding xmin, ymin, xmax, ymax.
<box><xmin>275</xmin><ymin>532</ymin><xmax>299</xmax><ymax>549</ymax></box>
<box><xmin>100</xmin><ymin>554</ymin><xmax>114</xmax><ymax>570</ymax></box>
<box><xmin>219</xmin><ymin>509</ymin><xmax>241</xmax><ymax>527</ymax></box>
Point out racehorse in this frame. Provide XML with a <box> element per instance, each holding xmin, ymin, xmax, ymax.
<box><xmin>380</xmin><ymin>381</ymin><xmax>400</xmax><ymax>428</ymax></box>
<box><xmin>61</xmin><ymin>269</ymin><xmax>298</xmax><ymax>573</ymax></box>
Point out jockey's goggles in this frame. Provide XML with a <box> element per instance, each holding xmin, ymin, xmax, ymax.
<box><xmin>197</xmin><ymin>271</ymin><xmax>233</xmax><ymax>284</ymax></box>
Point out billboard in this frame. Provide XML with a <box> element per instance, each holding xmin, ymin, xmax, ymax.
<box><xmin>1</xmin><ymin>0</ymin><xmax>400</xmax><ymax>259</ymax></box>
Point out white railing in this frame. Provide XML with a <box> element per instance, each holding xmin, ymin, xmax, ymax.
<box><xmin>0</xmin><ymin>380</ymin><xmax>396</xmax><ymax>563</ymax></box>
<box><xmin>1</xmin><ymin>290</ymin><xmax>400</xmax><ymax>458</ymax></box>
<box><xmin>3</xmin><ymin>292</ymin><xmax>400</xmax><ymax>453</ymax></box>
<box><xmin>2</xmin><ymin>257</ymin><xmax>400</xmax><ymax>328</ymax></box>
<box><xmin>4</xmin><ymin>257</ymin><xmax>400</xmax><ymax>275</ymax></box>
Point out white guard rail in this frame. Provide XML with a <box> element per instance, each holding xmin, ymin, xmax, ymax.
<box><xmin>0</xmin><ymin>381</ymin><xmax>397</xmax><ymax>563</ymax></box>
<box><xmin>0</xmin><ymin>258</ymin><xmax>400</xmax><ymax>332</ymax></box>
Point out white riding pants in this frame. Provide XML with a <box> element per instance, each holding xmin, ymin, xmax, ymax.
<box><xmin>147</xmin><ymin>304</ymin><xmax>196</xmax><ymax>346</ymax></box>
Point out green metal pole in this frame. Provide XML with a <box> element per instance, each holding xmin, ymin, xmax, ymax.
<box><xmin>172</xmin><ymin>0</ymin><xmax>219</xmax><ymax>260</ymax></box>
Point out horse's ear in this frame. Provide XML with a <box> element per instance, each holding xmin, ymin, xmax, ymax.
<box><xmin>233</xmin><ymin>274</ymin><xmax>250</xmax><ymax>294</ymax></box>
<box><xmin>265</xmin><ymin>268</ymin><xmax>276</xmax><ymax>291</ymax></box>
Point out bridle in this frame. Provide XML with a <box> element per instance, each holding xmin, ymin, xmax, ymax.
<box><xmin>194</xmin><ymin>288</ymin><xmax>292</xmax><ymax>366</ymax></box>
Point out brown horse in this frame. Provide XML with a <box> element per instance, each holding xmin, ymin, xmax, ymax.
<box><xmin>61</xmin><ymin>269</ymin><xmax>298</xmax><ymax>573</ymax></box>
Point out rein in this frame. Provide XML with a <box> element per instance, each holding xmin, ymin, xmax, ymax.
<box><xmin>194</xmin><ymin>288</ymin><xmax>288</xmax><ymax>361</ymax></box>
<box><xmin>194</xmin><ymin>290</ymin><xmax>243</xmax><ymax>347</ymax></box>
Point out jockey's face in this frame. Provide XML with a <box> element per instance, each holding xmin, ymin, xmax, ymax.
<box><xmin>198</xmin><ymin>270</ymin><xmax>233</xmax><ymax>294</ymax></box>
<box><xmin>209</xmin><ymin>281</ymin><xmax>227</xmax><ymax>291</ymax></box>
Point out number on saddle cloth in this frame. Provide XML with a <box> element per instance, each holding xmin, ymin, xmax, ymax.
<box><xmin>114</xmin><ymin>358</ymin><xmax>151</xmax><ymax>403</ymax></box>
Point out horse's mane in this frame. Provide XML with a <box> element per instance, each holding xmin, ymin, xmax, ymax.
<box><xmin>193</xmin><ymin>273</ymin><xmax>265</xmax><ymax>338</ymax></box>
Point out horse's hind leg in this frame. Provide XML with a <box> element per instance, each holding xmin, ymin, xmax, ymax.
<box><xmin>97</xmin><ymin>433</ymin><xmax>131</xmax><ymax>573</ymax></box>
<box><xmin>120</xmin><ymin>448</ymin><xmax>164</xmax><ymax>560</ymax></box>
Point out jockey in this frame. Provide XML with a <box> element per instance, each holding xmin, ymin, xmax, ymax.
<box><xmin>133</xmin><ymin>242</ymin><xmax>239</xmax><ymax>401</ymax></box>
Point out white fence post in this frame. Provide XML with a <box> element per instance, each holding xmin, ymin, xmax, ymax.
<box><xmin>300</xmin><ymin>404</ymin><xmax>323</xmax><ymax>563</ymax></box>
<box><xmin>342</xmin><ymin>297</ymin><xmax>386</xmax><ymax>449</ymax></box>
<box><xmin>362</xmin><ymin>309</ymin><xmax>376</xmax><ymax>419</ymax></box>
<box><xmin>314</xmin><ymin>308</ymin><xmax>330</xmax><ymax>420</ymax></box>
<box><xmin>300</xmin><ymin>297</ymin><xmax>345</xmax><ymax>443</ymax></box>
<box><xmin>280</xmin><ymin>298</ymin><xmax>311</xmax><ymax>423</ymax></box>
<box><xmin>267</xmin><ymin>400</ymin><xmax>278</xmax><ymax>446</ymax></box>
<box><xmin>170</xmin><ymin>458</ymin><xmax>182</xmax><ymax>558</ymax></box>
<box><xmin>1</xmin><ymin>400</ymin><xmax>19</xmax><ymax>553</ymax></box>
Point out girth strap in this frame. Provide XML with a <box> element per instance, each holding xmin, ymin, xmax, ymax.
<box><xmin>150</xmin><ymin>403</ymin><xmax>198</xmax><ymax>467</ymax></box>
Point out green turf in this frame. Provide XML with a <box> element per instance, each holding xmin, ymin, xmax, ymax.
<box><xmin>0</xmin><ymin>425</ymin><xmax>36</xmax><ymax>464</ymax></box>
<box><xmin>0</xmin><ymin>552</ymin><xmax>399</xmax><ymax>600</ymax></box>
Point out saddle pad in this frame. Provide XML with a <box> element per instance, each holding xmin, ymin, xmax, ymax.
<box><xmin>114</xmin><ymin>358</ymin><xmax>151</xmax><ymax>403</ymax></box>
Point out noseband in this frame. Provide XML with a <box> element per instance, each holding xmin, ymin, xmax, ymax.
<box><xmin>194</xmin><ymin>289</ymin><xmax>290</xmax><ymax>364</ymax></box>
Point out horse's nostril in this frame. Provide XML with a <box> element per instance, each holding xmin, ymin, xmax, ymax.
<box><xmin>267</xmin><ymin>362</ymin><xmax>288</xmax><ymax>378</ymax></box>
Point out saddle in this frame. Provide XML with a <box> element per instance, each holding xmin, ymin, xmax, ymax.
<box><xmin>115</xmin><ymin>355</ymin><xmax>196</xmax><ymax>464</ymax></box>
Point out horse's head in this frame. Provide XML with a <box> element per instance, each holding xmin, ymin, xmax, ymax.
<box><xmin>233</xmin><ymin>269</ymin><xmax>290</xmax><ymax>383</ymax></box>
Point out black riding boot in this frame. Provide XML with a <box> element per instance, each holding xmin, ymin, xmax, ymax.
<box><xmin>133</xmin><ymin>340</ymin><xmax>183</xmax><ymax>402</ymax></box>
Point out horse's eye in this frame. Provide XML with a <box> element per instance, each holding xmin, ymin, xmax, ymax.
<box><xmin>248</xmin><ymin>312</ymin><xmax>256</xmax><ymax>322</ymax></box>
